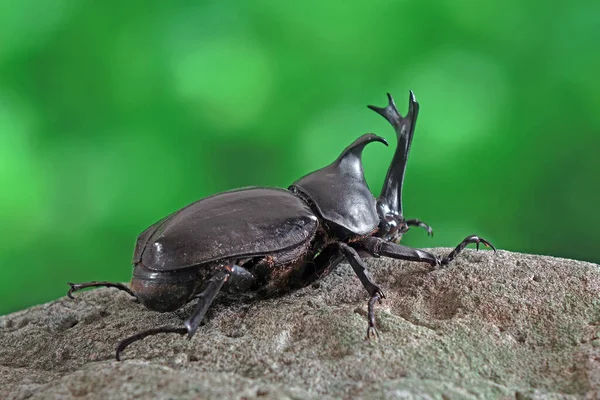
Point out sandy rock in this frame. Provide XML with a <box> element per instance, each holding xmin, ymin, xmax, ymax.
<box><xmin>1</xmin><ymin>249</ymin><xmax>599</xmax><ymax>399</ymax></box>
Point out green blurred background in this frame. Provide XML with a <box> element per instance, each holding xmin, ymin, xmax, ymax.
<box><xmin>1</xmin><ymin>1</ymin><xmax>599</xmax><ymax>315</ymax></box>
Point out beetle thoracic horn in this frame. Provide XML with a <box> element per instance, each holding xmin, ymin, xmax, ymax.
<box><xmin>334</xmin><ymin>133</ymin><xmax>388</xmax><ymax>171</ymax></box>
<box><xmin>368</xmin><ymin>91</ymin><xmax>419</xmax><ymax>217</ymax></box>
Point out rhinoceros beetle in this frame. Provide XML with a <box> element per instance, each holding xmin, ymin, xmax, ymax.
<box><xmin>67</xmin><ymin>92</ymin><xmax>495</xmax><ymax>360</ymax></box>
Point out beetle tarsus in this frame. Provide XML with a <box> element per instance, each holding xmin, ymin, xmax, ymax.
<box><xmin>440</xmin><ymin>235</ymin><xmax>496</xmax><ymax>266</ymax></box>
<box><xmin>366</xmin><ymin>326</ymin><xmax>379</xmax><ymax>340</ymax></box>
<box><xmin>366</xmin><ymin>292</ymin><xmax>382</xmax><ymax>340</ymax></box>
<box><xmin>115</xmin><ymin>326</ymin><xmax>187</xmax><ymax>361</ymax></box>
<box><xmin>405</xmin><ymin>219</ymin><xmax>433</xmax><ymax>237</ymax></box>
<box><xmin>67</xmin><ymin>281</ymin><xmax>137</xmax><ymax>300</ymax></box>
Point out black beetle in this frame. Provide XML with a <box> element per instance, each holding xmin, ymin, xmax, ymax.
<box><xmin>67</xmin><ymin>92</ymin><xmax>495</xmax><ymax>360</ymax></box>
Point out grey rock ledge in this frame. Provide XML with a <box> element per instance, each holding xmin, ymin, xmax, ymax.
<box><xmin>1</xmin><ymin>249</ymin><xmax>600</xmax><ymax>399</ymax></box>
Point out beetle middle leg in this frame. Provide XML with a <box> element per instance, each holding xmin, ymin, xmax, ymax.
<box><xmin>336</xmin><ymin>235</ymin><xmax>495</xmax><ymax>338</ymax></box>
<box><xmin>115</xmin><ymin>264</ymin><xmax>255</xmax><ymax>361</ymax></box>
<box><xmin>335</xmin><ymin>242</ymin><xmax>385</xmax><ymax>339</ymax></box>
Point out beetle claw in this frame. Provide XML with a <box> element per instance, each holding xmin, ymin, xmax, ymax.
<box><xmin>404</xmin><ymin>219</ymin><xmax>434</xmax><ymax>237</ymax></box>
<box><xmin>372</xmin><ymin>286</ymin><xmax>385</xmax><ymax>300</ymax></box>
<box><xmin>66</xmin><ymin>282</ymin><xmax>77</xmax><ymax>299</ymax></box>
<box><xmin>471</xmin><ymin>236</ymin><xmax>496</xmax><ymax>253</ymax></box>
<box><xmin>481</xmin><ymin>239</ymin><xmax>497</xmax><ymax>252</ymax></box>
<box><xmin>366</xmin><ymin>326</ymin><xmax>380</xmax><ymax>340</ymax></box>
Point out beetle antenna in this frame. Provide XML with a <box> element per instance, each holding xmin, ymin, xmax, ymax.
<box><xmin>368</xmin><ymin>91</ymin><xmax>419</xmax><ymax>217</ymax></box>
<box><xmin>116</xmin><ymin>326</ymin><xmax>187</xmax><ymax>361</ymax></box>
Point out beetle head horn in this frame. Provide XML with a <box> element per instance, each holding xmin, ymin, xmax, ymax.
<box><xmin>368</xmin><ymin>91</ymin><xmax>419</xmax><ymax>217</ymax></box>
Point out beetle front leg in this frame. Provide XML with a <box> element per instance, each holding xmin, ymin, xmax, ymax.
<box><xmin>360</xmin><ymin>237</ymin><xmax>439</xmax><ymax>266</ymax></box>
<box><xmin>440</xmin><ymin>235</ymin><xmax>496</xmax><ymax>266</ymax></box>
<box><xmin>359</xmin><ymin>235</ymin><xmax>496</xmax><ymax>267</ymax></box>
<box><xmin>405</xmin><ymin>219</ymin><xmax>433</xmax><ymax>237</ymax></box>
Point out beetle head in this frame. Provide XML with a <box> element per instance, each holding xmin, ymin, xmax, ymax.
<box><xmin>291</xmin><ymin>133</ymin><xmax>388</xmax><ymax>238</ymax></box>
<box><xmin>368</xmin><ymin>92</ymin><xmax>419</xmax><ymax>236</ymax></box>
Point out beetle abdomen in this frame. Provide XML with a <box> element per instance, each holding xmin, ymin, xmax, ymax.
<box><xmin>130</xmin><ymin>262</ymin><xmax>202</xmax><ymax>312</ymax></box>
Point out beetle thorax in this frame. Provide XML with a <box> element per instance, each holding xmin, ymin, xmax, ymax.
<box><xmin>290</xmin><ymin>134</ymin><xmax>387</xmax><ymax>239</ymax></box>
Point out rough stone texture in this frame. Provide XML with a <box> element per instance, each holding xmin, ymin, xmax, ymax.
<box><xmin>2</xmin><ymin>249</ymin><xmax>600</xmax><ymax>399</ymax></box>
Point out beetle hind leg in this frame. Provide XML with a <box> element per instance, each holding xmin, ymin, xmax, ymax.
<box><xmin>116</xmin><ymin>326</ymin><xmax>187</xmax><ymax>361</ymax></box>
<box><xmin>184</xmin><ymin>267</ymin><xmax>232</xmax><ymax>338</ymax></box>
<box><xmin>67</xmin><ymin>281</ymin><xmax>136</xmax><ymax>300</ymax></box>
<box><xmin>115</xmin><ymin>265</ymin><xmax>255</xmax><ymax>361</ymax></box>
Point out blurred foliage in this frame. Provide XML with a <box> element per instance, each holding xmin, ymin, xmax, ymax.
<box><xmin>1</xmin><ymin>0</ymin><xmax>599</xmax><ymax>315</ymax></box>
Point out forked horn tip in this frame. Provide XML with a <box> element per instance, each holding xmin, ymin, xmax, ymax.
<box><xmin>366</xmin><ymin>104</ymin><xmax>380</xmax><ymax>112</ymax></box>
<box><xmin>368</xmin><ymin>93</ymin><xmax>398</xmax><ymax>117</ymax></box>
<box><xmin>386</xmin><ymin>92</ymin><xmax>396</xmax><ymax>107</ymax></box>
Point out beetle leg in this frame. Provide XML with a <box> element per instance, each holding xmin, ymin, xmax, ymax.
<box><xmin>405</xmin><ymin>219</ymin><xmax>434</xmax><ymax>237</ymax></box>
<box><xmin>440</xmin><ymin>235</ymin><xmax>496</xmax><ymax>266</ymax></box>
<box><xmin>367</xmin><ymin>292</ymin><xmax>382</xmax><ymax>339</ymax></box>
<box><xmin>192</xmin><ymin>265</ymin><xmax>256</xmax><ymax>296</ymax></box>
<box><xmin>336</xmin><ymin>242</ymin><xmax>385</xmax><ymax>299</ymax></box>
<box><xmin>115</xmin><ymin>265</ymin><xmax>256</xmax><ymax>361</ymax></box>
<box><xmin>115</xmin><ymin>326</ymin><xmax>187</xmax><ymax>361</ymax></box>
<box><xmin>67</xmin><ymin>281</ymin><xmax>137</xmax><ymax>300</ymax></box>
<box><xmin>335</xmin><ymin>242</ymin><xmax>385</xmax><ymax>339</ymax></box>
<box><xmin>359</xmin><ymin>235</ymin><xmax>496</xmax><ymax>267</ymax></box>
<box><xmin>184</xmin><ymin>268</ymin><xmax>231</xmax><ymax>337</ymax></box>
<box><xmin>360</xmin><ymin>236</ymin><xmax>439</xmax><ymax>266</ymax></box>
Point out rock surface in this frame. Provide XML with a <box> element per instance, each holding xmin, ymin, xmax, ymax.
<box><xmin>1</xmin><ymin>249</ymin><xmax>600</xmax><ymax>399</ymax></box>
